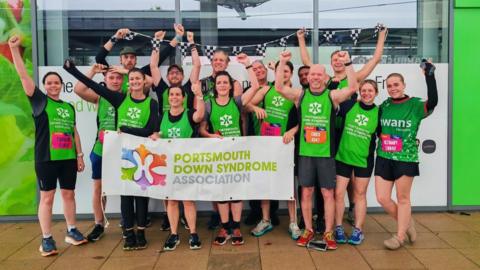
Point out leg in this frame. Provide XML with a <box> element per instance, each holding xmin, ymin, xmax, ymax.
<box><xmin>301</xmin><ymin>187</ymin><xmax>314</xmax><ymax>231</ymax></box>
<box><xmin>231</xmin><ymin>201</ymin><xmax>243</xmax><ymax>222</ymax></box>
<box><xmin>217</xmin><ymin>202</ymin><xmax>230</xmax><ymax>224</ymax></box>
<box><xmin>61</xmin><ymin>189</ymin><xmax>76</xmax><ymax>227</ymax></box>
<box><xmin>353</xmin><ymin>177</ymin><xmax>370</xmax><ymax>230</ymax></box>
<box><xmin>334</xmin><ymin>176</ymin><xmax>350</xmax><ymax>226</ymax></box>
<box><xmin>121</xmin><ymin>196</ymin><xmax>135</xmax><ymax>230</ymax></box>
<box><xmin>135</xmin><ymin>196</ymin><xmax>149</xmax><ymax>229</ymax></box>
<box><xmin>183</xmin><ymin>201</ymin><xmax>197</xmax><ymax>234</ymax></box>
<box><xmin>261</xmin><ymin>200</ymin><xmax>270</xmax><ymax>221</ymax></box>
<box><xmin>38</xmin><ymin>190</ymin><xmax>56</xmax><ymax>236</ymax></box>
<box><xmin>375</xmin><ymin>176</ymin><xmax>397</xmax><ymax>219</ymax></box>
<box><xmin>321</xmin><ymin>188</ymin><xmax>335</xmax><ymax>233</ymax></box>
<box><xmin>167</xmin><ymin>200</ymin><xmax>180</xmax><ymax>234</ymax></box>
<box><xmin>394</xmin><ymin>176</ymin><xmax>414</xmax><ymax>242</ymax></box>
<box><xmin>92</xmin><ymin>180</ymin><xmax>104</xmax><ymax>224</ymax></box>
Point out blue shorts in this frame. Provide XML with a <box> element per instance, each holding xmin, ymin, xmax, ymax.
<box><xmin>90</xmin><ymin>151</ymin><xmax>102</xmax><ymax>180</ymax></box>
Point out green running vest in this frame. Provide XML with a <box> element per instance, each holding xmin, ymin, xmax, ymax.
<box><xmin>209</xmin><ymin>98</ymin><xmax>241</xmax><ymax>137</ymax></box>
<box><xmin>117</xmin><ymin>95</ymin><xmax>152</xmax><ymax>129</ymax></box>
<box><xmin>45</xmin><ymin>98</ymin><xmax>76</xmax><ymax>160</ymax></box>
<box><xmin>336</xmin><ymin>102</ymin><xmax>379</xmax><ymax>168</ymax></box>
<box><xmin>261</xmin><ymin>86</ymin><xmax>294</xmax><ymax>136</ymax></box>
<box><xmin>160</xmin><ymin>110</ymin><xmax>194</xmax><ymax>138</ymax></box>
<box><xmin>299</xmin><ymin>89</ymin><xmax>334</xmax><ymax>158</ymax></box>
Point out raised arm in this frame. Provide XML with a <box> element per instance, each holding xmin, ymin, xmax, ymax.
<box><xmin>355</xmin><ymin>26</ymin><xmax>387</xmax><ymax>82</ymax></box>
<box><xmin>297</xmin><ymin>29</ymin><xmax>313</xmax><ymax>67</ymax></box>
<box><xmin>191</xmin><ymin>81</ymin><xmax>205</xmax><ymax>123</ymax></box>
<box><xmin>74</xmin><ymin>64</ymin><xmax>107</xmax><ymax>104</ymax></box>
<box><xmin>64</xmin><ymin>59</ymin><xmax>124</xmax><ymax>108</ymax></box>
<box><xmin>275</xmin><ymin>51</ymin><xmax>302</xmax><ymax>103</ymax></box>
<box><xmin>95</xmin><ymin>28</ymin><xmax>129</xmax><ymax>66</ymax></box>
<box><xmin>423</xmin><ymin>60</ymin><xmax>438</xmax><ymax>114</ymax></box>
<box><xmin>8</xmin><ymin>35</ymin><xmax>35</xmax><ymax>96</ymax></box>
<box><xmin>330</xmin><ymin>51</ymin><xmax>358</xmax><ymax>106</ymax></box>
<box><xmin>187</xmin><ymin>31</ymin><xmax>201</xmax><ymax>84</ymax></box>
<box><xmin>150</xmin><ymin>30</ymin><xmax>166</xmax><ymax>87</ymax></box>
<box><xmin>237</xmin><ymin>53</ymin><xmax>259</xmax><ymax>106</ymax></box>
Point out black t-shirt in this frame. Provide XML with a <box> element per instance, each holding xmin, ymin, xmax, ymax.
<box><xmin>28</xmin><ymin>87</ymin><xmax>76</xmax><ymax>162</ymax></box>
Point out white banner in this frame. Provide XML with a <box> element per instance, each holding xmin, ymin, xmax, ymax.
<box><xmin>102</xmin><ymin>132</ymin><xmax>294</xmax><ymax>201</ymax></box>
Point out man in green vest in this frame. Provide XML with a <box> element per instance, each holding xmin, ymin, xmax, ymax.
<box><xmin>274</xmin><ymin>50</ymin><xmax>358</xmax><ymax>250</ymax></box>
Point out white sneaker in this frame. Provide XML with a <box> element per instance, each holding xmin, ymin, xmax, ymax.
<box><xmin>289</xmin><ymin>222</ymin><xmax>301</xmax><ymax>240</ymax></box>
<box><xmin>251</xmin><ymin>219</ymin><xmax>273</xmax><ymax>237</ymax></box>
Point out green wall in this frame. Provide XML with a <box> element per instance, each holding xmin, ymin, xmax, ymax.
<box><xmin>452</xmin><ymin>0</ymin><xmax>480</xmax><ymax>206</ymax></box>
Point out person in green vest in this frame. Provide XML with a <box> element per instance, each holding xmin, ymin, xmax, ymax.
<box><xmin>199</xmin><ymin>53</ymin><xmax>260</xmax><ymax>246</ymax></box>
<box><xmin>275</xmin><ymin>50</ymin><xmax>358</xmax><ymax>251</ymax></box>
<box><xmin>297</xmin><ymin>26</ymin><xmax>388</xmax><ymax>227</ymax></box>
<box><xmin>63</xmin><ymin>59</ymin><xmax>160</xmax><ymax>251</ymax></box>
<box><xmin>95</xmin><ymin>25</ymin><xmax>184</xmax><ymax>91</ymax></box>
<box><xmin>73</xmin><ymin>63</ymin><xmax>124</xmax><ymax>242</ymax></box>
<box><xmin>376</xmin><ymin>61</ymin><xmax>438</xmax><ymax>250</ymax></box>
<box><xmin>151</xmin><ymin>30</ymin><xmax>200</xmax><ymax>117</ymax></box>
<box><xmin>245</xmin><ymin>60</ymin><xmax>301</xmax><ymax>240</ymax></box>
<box><xmin>333</xmin><ymin>80</ymin><xmax>380</xmax><ymax>246</ymax></box>
<box><xmin>9</xmin><ymin>35</ymin><xmax>88</xmax><ymax>257</ymax></box>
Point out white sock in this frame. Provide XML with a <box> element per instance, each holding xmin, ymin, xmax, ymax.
<box><xmin>67</xmin><ymin>225</ymin><xmax>76</xmax><ymax>231</ymax></box>
<box><xmin>43</xmin><ymin>233</ymin><xmax>52</xmax><ymax>239</ymax></box>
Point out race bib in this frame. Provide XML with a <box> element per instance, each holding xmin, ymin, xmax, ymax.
<box><xmin>260</xmin><ymin>122</ymin><xmax>281</xmax><ymax>136</ymax></box>
<box><xmin>304</xmin><ymin>126</ymin><xmax>327</xmax><ymax>144</ymax></box>
<box><xmin>381</xmin><ymin>134</ymin><xmax>403</xmax><ymax>152</ymax></box>
<box><xmin>52</xmin><ymin>132</ymin><xmax>73</xmax><ymax>149</ymax></box>
<box><xmin>99</xmin><ymin>130</ymin><xmax>105</xmax><ymax>144</ymax></box>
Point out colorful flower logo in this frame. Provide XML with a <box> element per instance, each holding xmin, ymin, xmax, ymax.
<box><xmin>121</xmin><ymin>144</ymin><xmax>167</xmax><ymax>190</ymax></box>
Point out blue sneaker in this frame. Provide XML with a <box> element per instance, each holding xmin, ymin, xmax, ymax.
<box><xmin>348</xmin><ymin>227</ymin><xmax>364</xmax><ymax>245</ymax></box>
<box><xmin>39</xmin><ymin>237</ymin><xmax>58</xmax><ymax>257</ymax></box>
<box><xmin>65</xmin><ymin>228</ymin><xmax>88</xmax><ymax>246</ymax></box>
<box><xmin>334</xmin><ymin>225</ymin><xmax>347</xmax><ymax>244</ymax></box>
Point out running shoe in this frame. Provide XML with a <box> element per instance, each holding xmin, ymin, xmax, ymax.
<box><xmin>213</xmin><ymin>228</ymin><xmax>230</xmax><ymax>245</ymax></box>
<box><xmin>347</xmin><ymin>208</ymin><xmax>355</xmax><ymax>226</ymax></box>
<box><xmin>296</xmin><ymin>229</ymin><xmax>314</xmax><ymax>247</ymax></box>
<box><xmin>163</xmin><ymin>234</ymin><xmax>180</xmax><ymax>251</ymax></box>
<box><xmin>123</xmin><ymin>230</ymin><xmax>137</xmax><ymax>251</ymax></box>
<box><xmin>288</xmin><ymin>222</ymin><xmax>302</xmax><ymax>240</ymax></box>
<box><xmin>87</xmin><ymin>224</ymin><xmax>104</xmax><ymax>242</ymax></box>
<box><xmin>251</xmin><ymin>220</ymin><xmax>273</xmax><ymax>237</ymax></box>
<box><xmin>136</xmin><ymin>229</ymin><xmax>147</xmax><ymax>249</ymax></box>
<box><xmin>39</xmin><ymin>237</ymin><xmax>58</xmax><ymax>257</ymax></box>
<box><xmin>189</xmin><ymin>233</ymin><xmax>202</xmax><ymax>250</ymax></box>
<box><xmin>348</xmin><ymin>227</ymin><xmax>364</xmax><ymax>245</ymax></box>
<box><xmin>315</xmin><ymin>218</ymin><xmax>326</xmax><ymax>234</ymax></box>
<box><xmin>180</xmin><ymin>214</ymin><xmax>190</xmax><ymax>230</ymax></box>
<box><xmin>324</xmin><ymin>231</ymin><xmax>338</xmax><ymax>250</ymax></box>
<box><xmin>207</xmin><ymin>212</ymin><xmax>221</xmax><ymax>230</ymax></box>
<box><xmin>65</xmin><ymin>228</ymin><xmax>88</xmax><ymax>246</ymax></box>
<box><xmin>334</xmin><ymin>225</ymin><xmax>347</xmax><ymax>244</ymax></box>
<box><xmin>160</xmin><ymin>214</ymin><xmax>170</xmax><ymax>231</ymax></box>
<box><xmin>231</xmin><ymin>228</ymin><xmax>244</xmax><ymax>246</ymax></box>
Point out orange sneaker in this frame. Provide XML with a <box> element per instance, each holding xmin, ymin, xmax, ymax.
<box><xmin>296</xmin><ymin>229</ymin><xmax>314</xmax><ymax>247</ymax></box>
<box><xmin>324</xmin><ymin>231</ymin><xmax>337</xmax><ymax>250</ymax></box>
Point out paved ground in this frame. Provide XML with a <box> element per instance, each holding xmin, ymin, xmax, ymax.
<box><xmin>1</xmin><ymin>212</ymin><xmax>479</xmax><ymax>270</ymax></box>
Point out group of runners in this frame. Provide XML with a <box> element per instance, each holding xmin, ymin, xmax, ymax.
<box><xmin>6</xmin><ymin>22</ymin><xmax>438</xmax><ymax>257</ymax></box>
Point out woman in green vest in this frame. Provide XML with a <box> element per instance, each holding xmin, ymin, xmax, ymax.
<box><xmin>63</xmin><ymin>59</ymin><xmax>159</xmax><ymax>251</ymax></box>
<box><xmin>149</xmin><ymin>41</ymin><xmax>206</xmax><ymax>250</ymax></box>
<box><xmin>199</xmin><ymin>53</ymin><xmax>260</xmax><ymax>246</ymax></box>
<box><xmin>9</xmin><ymin>35</ymin><xmax>88</xmax><ymax>257</ymax></box>
<box><xmin>333</xmin><ymin>80</ymin><xmax>380</xmax><ymax>246</ymax></box>
<box><xmin>245</xmin><ymin>60</ymin><xmax>302</xmax><ymax>240</ymax></box>
<box><xmin>375</xmin><ymin>62</ymin><xmax>438</xmax><ymax>250</ymax></box>
<box><xmin>73</xmin><ymin>63</ymin><xmax>124</xmax><ymax>242</ymax></box>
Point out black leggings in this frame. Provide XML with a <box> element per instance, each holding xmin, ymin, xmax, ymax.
<box><xmin>121</xmin><ymin>196</ymin><xmax>149</xmax><ymax>229</ymax></box>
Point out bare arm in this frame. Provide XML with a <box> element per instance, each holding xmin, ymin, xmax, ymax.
<box><xmin>275</xmin><ymin>51</ymin><xmax>302</xmax><ymax>104</ymax></box>
<box><xmin>74</xmin><ymin>64</ymin><xmax>105</xmax><ymax>104</ymax></box>
<box><xmin>283</xmin><ymin>124</ymin><xmax>299</xmax><ymax>144</ymax></box>
<box><xmin>330</xmin><ymin>52</ymin><xmax>358</xmax><ymax>107</ymax></box>
<box><xmin>191</xmin><ymin>81</ymin><xmax>205</xmax><ymax>123</ymax></box>
<box><xmin>74</xmin><ymin>126</ymin><xmax>85</xmax><ymax>172</ymax></box>
<box><xmin>355</xmin><ymin>26</ymin><xmax>387</xmax><ymax>81</ymax></box>
<box><xmin>8</xmin><ymin>35</ymin><xmax>35</xmax><ymax>96</ymax></box>
<box><xmin>187</xmin><ymin>32</ymin><xmax>201</xmax><ymax>84</ymax></box>
<box><xmin>150</xmin><ymin>31</ymin><xmax>166</xmax><ymax>87</ymax></box>
<box><xmin>238</xmin><ymin>54</ymin><xmax>260</xmax><ymax>106</ymax></box>
<box><xmin>297</xmin><ymin>29</ymin><xmax>313</xmax><ymax>67</ymax></box>
<box><xmin>247</xmin><ymin>85</ymin><xmax>270</xmax><ymax>106</ymax></box>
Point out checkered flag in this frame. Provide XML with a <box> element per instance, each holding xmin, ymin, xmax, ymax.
<box><xmin>203</xmin><ymin>45</ymin><xmax>217</xmax><ymax>61</ymax></box>
<box><xmin>179</xmin><ymin>42</ymin><xmax>189</xmax><ymax>58</ymax></box>
<box><xmin>256</xmin><ymin>43</ymin><xmax>267</xmax><ymax>57</ymax></box>
<box><xmin>124</xmin><ymin>31</ymin><xmax>137</xmax><ymax>41</ymax></box>
<box><xmin>323</xmin><ymin>31</ymin><xmax>335</xmax><ymax>43</ymax></box>
<box><xmin>151</xmin><ymin>39</ymin><xmax>162</xmax><ymax>51</ymax></box>
<box><xmin>374</xmin><ymin>23</ymin><xmax>387</xmax><ymax>39</ymax></box>
<box><xmin>279</xmin><ymin>37</ymin><xmax>288</xmax><ymax>49</ymax></box>
<box><xmin>350</xmin><ymin>29</ymin><xmax>361</xmax><ymax>46</ymax></box>
<box><xmin>232</xmin><ymin>46</ymin><xmax>243</xmax><ymax>55</ymax></box>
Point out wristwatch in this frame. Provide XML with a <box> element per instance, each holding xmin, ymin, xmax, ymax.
<box><xmin>77</xmin><ymin>152</ymin><xmax>84</xmax><ymax>158</ymax></box>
